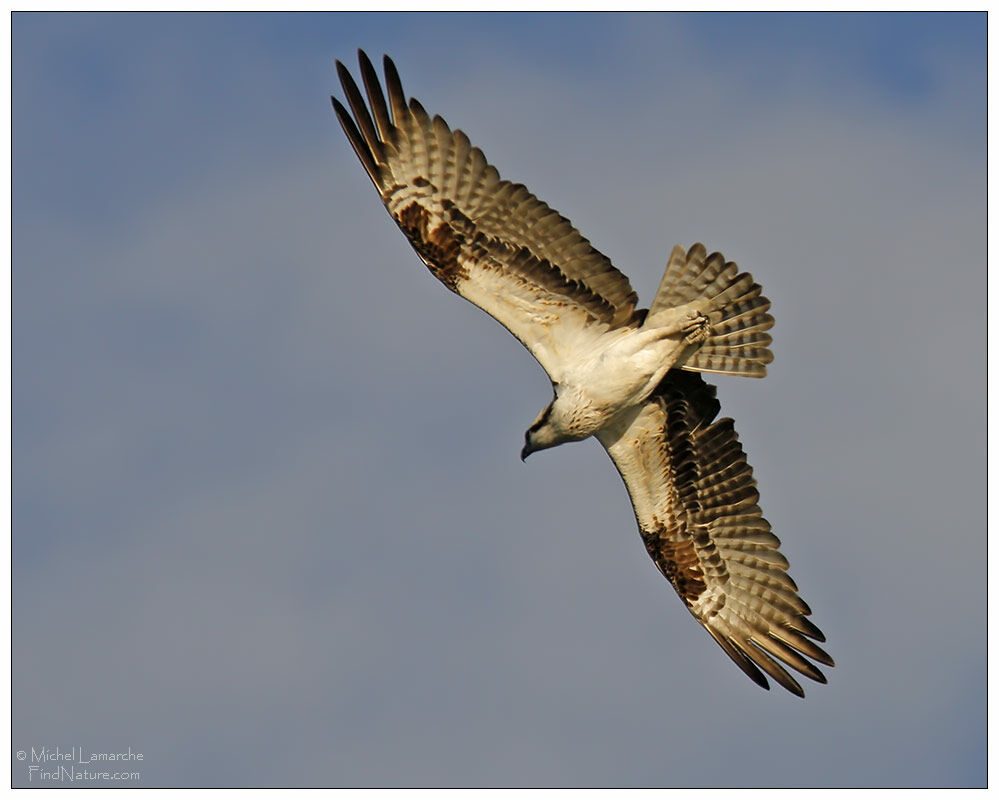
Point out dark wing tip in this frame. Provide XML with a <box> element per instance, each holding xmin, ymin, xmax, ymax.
<box><xmin>383</xmin><ymin>53</ymin><xmax>404</xmax><ymax>96</ymax></box>
<box><xmin>334</xmin><ymin>58</ymin><xmax>355</xmax><ymax>89</ymax></box>
<box><xmin>330</xmin><ymin>94</ymin><xmax>379</xmax><ymax>188</ymax></box>
<box><xmin>357</xmin><ymin>49</ymin><xmax>393</xmax><ymax>142</ymax></box>
<box><xmin>707</xmin><ymin>627</ymin><xmax>771</xmax><ymax>692</ymax></box>
<box><xmin>794</xmin><ymin>615</ymin><xmax>827</xmax><ymax>643</ymax></box>
<box><xmin>380</xmin><ymin>53</ymin><xmax>407</xmax><ymax>125</ymax></box>
<box><xmin>808</xmin><ymin>641</ymin><xmax>835</xmax><ymax>668</ymax></box>
<box><xmin>330</xmin><ymin>94</ymin><xmax>350</xmax><ymax>123</ymax></box>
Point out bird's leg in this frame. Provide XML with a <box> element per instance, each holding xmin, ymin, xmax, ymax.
<box><xmin>645</xmin><ymin>303</ymin><xmax>711</xmax><ymax>344</ymax></box>
<box><xmin>681</xmin><ymin>309</ymin><xmax>710</xmax><ymax>344</ymax></box>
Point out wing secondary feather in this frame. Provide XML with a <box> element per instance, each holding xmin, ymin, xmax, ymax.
<box><xmin>596</xmin><ymin>371</ymin><xmax>833</xmax><ymax>696</ymax></box>
<box><xmin>333</xmin><ymin>50</ymin><xmax>640</xmax><ymax>380</ymax></box>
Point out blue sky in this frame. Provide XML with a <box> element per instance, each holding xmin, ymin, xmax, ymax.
<box><xmin>13</xmin><ymin>12</ymin><xmax>985</xmax><ymax>788</ymax></box>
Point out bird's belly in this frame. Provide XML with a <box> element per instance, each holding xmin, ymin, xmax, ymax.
<box><xmin>585</xmin><ymin>337</ymin><xmax>686</xmax><ymax>409</ymax></box>
<box><xmin>556</xmin><ymin>333</ymin><xmax>688</xmax><ymax>440</ymax></box>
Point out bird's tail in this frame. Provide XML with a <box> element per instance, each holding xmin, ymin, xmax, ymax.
<box><xmin>644</xmin><ymin>243</ymin><xmax>774</xmax><ymax>378</ymax></box>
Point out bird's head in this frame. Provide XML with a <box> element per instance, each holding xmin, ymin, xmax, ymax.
<box><xmin>521</xmin><ymin>397</ymin><xmax>561</xmax><ymax>461</ymax></box>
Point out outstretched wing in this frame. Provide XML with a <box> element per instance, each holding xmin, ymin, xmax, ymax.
<box><xmin>332</xmin><ymin>50</ymin><xmax>640</xmax><ymax>382</ymax></box>
<box><xmin>596</xmin><ymin>371</ymin><xmax>833</xmax><ymax>696</ymax></box>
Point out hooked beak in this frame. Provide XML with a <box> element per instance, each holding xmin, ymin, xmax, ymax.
<box><xmin>521</xmin><ymin>441</ymin><xmax>534</xmax><ymax>462</ymax></box>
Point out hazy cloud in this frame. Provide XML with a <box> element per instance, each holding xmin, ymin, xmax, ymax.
<box><xmin>13</xmin><ymin>12</ymin><xmax>985</xmax><ymax>787</ymax></box>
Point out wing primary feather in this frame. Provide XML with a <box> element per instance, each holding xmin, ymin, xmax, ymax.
<box><xmin>358</xmin><ymin>49</ymin><xmax>393</xmax><ymax>143</ymax></box>
<box><xmin>336</xmin><ymin>59</ymin><xmax>383</xmax><ymax>165</ymax></box>
<box><xmin>407</xmin><ymin>98</ymin><xmax>433</xmax><ymax>184</ymax></box>
<box><xmin>383</xmin><ymin>54</ymin><xmax>408</xmax><ymax>127</ymax></box>
<box><xmin>744</xmin><ymin>640</ymin><xmax>805</xmax><ymax>697</ymax></box>
<box><xmin>792</xmin><ymin>615</ymin><xmax>827</xmax><ymax>643</ymax></box>
<box><xmin>705</xmin><ymin>626</ymin><xmax>771</xmax><ymax>691</ymax></box>
<box><xmin>770</xmin><ymin>628</ymin><xmax>835</xmax><ymax>667</ymax></box>
<box><xmin>409</xmin><ymin>97</ymin><xmax>431</xmax><ymax>126</ymax></box>
<box><xmin>752</xmin><ymin>634</ymin><xmax>828</xmax><ymax>684</ymax></box>
<box><xmin>330</xmin><ymin>96</ymin><xmax>379</xmax><ymax>187</ymax></box>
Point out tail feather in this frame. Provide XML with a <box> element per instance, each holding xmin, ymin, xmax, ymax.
<box><xmin>711</xmin><ymin>326</ymin><xmax>773</xmax><ymax>344</ymax></box>
<box><xmin>647</xmin><ymin>243</ymin><xmax>775</xmax><ymax>378</ymax></box>
<box><xmin>711</xmin><ymin>277</ymin><xmax>762</xmax><ymax>308</ymax></box>
<box><xmin>712</xmin><ymin>309</ymin><xmax>773</xmax><ymax>335</ymax></box>
<box><xmin>693</xmin><ymin>348</ymin><xmax>774</xmax><ymax>377</ymax></box>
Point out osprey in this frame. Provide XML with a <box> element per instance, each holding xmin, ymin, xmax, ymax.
<box><xmin>332</xmin><ymin>51</ymin><xmax>833</xmax><ymax>697</ymax></box>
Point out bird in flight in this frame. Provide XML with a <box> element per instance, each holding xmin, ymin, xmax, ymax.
<box><xmin>332</xmin><ymin>51</ymin><xmax>833</xmax><ymax>696</ymax></box>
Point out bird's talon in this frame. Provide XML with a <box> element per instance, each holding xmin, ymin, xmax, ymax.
<box><xmin>682</xmin><ymin>312</ymin><xmax>710</xmax><ymax>344</ymax></box>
